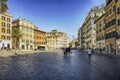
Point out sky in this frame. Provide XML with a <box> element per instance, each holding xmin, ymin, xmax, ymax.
<box><xmin>7</xmin><ymin>0</ymin><xmax>105</xmax><ymax>41</ymax></box>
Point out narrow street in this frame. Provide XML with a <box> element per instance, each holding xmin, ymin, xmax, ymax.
<box><xmin>0</xmin><ymin>50</ymin><xmax>120</xmax><ymax>80</ymax></box>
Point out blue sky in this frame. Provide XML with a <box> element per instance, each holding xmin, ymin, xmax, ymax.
<box><xmin>7</xmin><ymin>0</ymin><xmax>105</xmax><ymax>41</ymax></box>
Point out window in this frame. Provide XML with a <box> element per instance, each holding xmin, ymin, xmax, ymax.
<box><xmin>7</xmin><ymin>36</ymin><xmax>10</xmax><ymax>40</ymax></box>
<box><xmin>22</xmin><ymin>45</ymin><xmax>25</xmax><ymax>49</ymax></box>
<box><xmin>26</xmin><ymin>28</ymin><xmax>29</xmax><ymax>32</ymax></box>
<box><xmin>30</xmin><ymin>30</ymin><xmax>32</xmax><ymax>32</ymax></box>
<box><xmin>110</xmin><ymin>9</ymin><xmax>112</xmax><ymax>14</ymax></box>
<box><xmin>2</xmin><ymin>28</ymin><xmax>5</xmax><ymax>33</ymax></box>
<box><xmin>116</xmin><ymin>31</ymin><xmax>120</xmax><ymax>39</ymax></box>
<box><xmin>22</xmin><ymin>27</ymin><xmax>24</xmax><ymax>30</ymax></box>
<box><xmin>106</xmin><ymin>0</ymin><xmax>112</xmax><ymax>6</ymax></box>
<box><xmin>2</xmin><ymin>16</ymin><xmax>5</xmax><ymax>21</ymax></box>
<box><xmin>102</xmin><ymin>35</ymin><xmax>105</xmax><ymax>39</ymax></box>
<box><xmin>106</xmin><ymin>12</ymin><xmax>108</xmax><ymax>17</ymax></box>
<box><xmin>118</xmin><ymin>19</ymin><xmax>120</xmax><ymax>26</ymax></box>
<box><xmin>26</xmin><ymin>34</ymin><xmax>28</xmax><ymax>37</ymax></box>
<box><xmin>30</xmin><ymin>35</ymin><xmax>32</xmax><ymax>37</ymax></box>
<box><xmin>7</xmin><ymin>18</ymin><xmax>10</xmax><ymax>22</ymax></box>
<box><xmin>113</xmin><ymin>6</ymin><xmax>116</xmax><ymax>11</ymax></box>
<box><xmin>105</xmin><ymin>18</ymin><xmax>116</xmax><ymax>29</ymax></box>
<box><xmin>99</xmin><ymin>29</ymin><xmax>101</xmax><ymax>32</ymax></box>
<box><xmin>94</xmin><ymin>13</ymin><xmax>97</xmax><ymax>17</ymax></box>
<box><xmin>117</xmin><ymin>7</ymin><xmax>120</xmax><ymax>14</ymax></box>
<box><xmin>7</xmin><ymin>24</ymin><xmax>10</xmax><ymax>28</ymax></box>
<box><xmin>22</xmin><ymin>39</ymin><xmax>25</xmax><ymax>42</ymax></box>
<box><xmin>7</xmin><ymin>29</ymin><xmax>10</xmax><ymax>33</ymax></box>
<box><xmin>99</xmin><ymin>22</ymin><xmax>102</xmax><ymax>27</ymax></box>
<box><xmin>105</xmin><ymin>31</ymin><xmax>116</xmax><ymax>39</ymax></box>
<box><xmin>2</xmin><ymin>22</ymin><xmax>5</xmax><ymax>27</ymax></box>
<box><xmin>2</xmin><ymin>36</ymin><xmax>5</xmax><ymax>39</ymax></box>
<box><xmin>26</xmin><ymin>40</ymin><xmax>29</xmax><ymax>44</ymax></box>
<box><xmin>30</xmin><ymin>41</ymin><xmax>32</xmax><ymax>43</ymax></box>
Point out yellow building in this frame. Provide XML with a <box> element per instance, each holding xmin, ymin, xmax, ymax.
<box><xmin>105</xmin><ymin>0</ymin><xmax>120</xmax><ymax>55</ymax></box>
<box><xmin>0</xmin><ymin>12</ymin><xmax>12</xmax><ymax>49</ymax></box>
<box><xmin>46</xmin><ymin>30</ymin><xmax>68</xmax><ymax>50</ymax></box>
<box><xmin>12</xmin><ymin>18</ymin><xmax>35</xmax><ymax>50</ymax></box>
<box><xmin>77</xmin><ymin>27</ymin><xmax>82</xmax><ymax>48</ymax></box>
<box><xmin>34</xmin><ymin>27</ymin><xmax>46</xmax><ymax>50</ymax></box>
<box><xmin>95</xmin><ymin>14</ymin><xmax>105</xmax><ymax>53</ymax></box>
<box><xmin>81</xmin><ymin>23</ymin><xmax>86</xmax><ymax>49</ymax></box>
<box><xmin>81</xmin><ymin>6</ymin><xmax>104</xmax><ymax>49</ymax></box>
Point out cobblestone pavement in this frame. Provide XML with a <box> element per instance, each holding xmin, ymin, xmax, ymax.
<box><xmin>0</xmin><ymin>50</ymin><xmax>120</xmax><ymax>80</ymax></box>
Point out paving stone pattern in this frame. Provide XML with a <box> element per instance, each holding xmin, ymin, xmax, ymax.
<box><xmin>0</xmin><ymin>50</ymin><xmax>120</xmax><ymax>80</ymax></box>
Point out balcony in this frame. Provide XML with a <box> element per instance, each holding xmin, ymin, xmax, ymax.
<box><xmin>105</xmin><ymin>31</ymin><xmax>116</xmax><ymax>39</ymax></box>
<box><xmin>106</xmin><ymin>0</ymin><xmax>112</xmax><ymax>6</ymax></box>
<box><xmin>117</xmin><ymin>35</ymin><xmax>120</xmax><ymax>39</ymax></box>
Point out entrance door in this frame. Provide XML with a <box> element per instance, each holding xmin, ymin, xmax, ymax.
<box><xmin>30</xmin><ymin>45</ymin><xmax>32</xmax><ymax>49</ymax></box>
<box><xmin>110</xmin><ymin>43</ymin><xmax>112</xmax><ymax>54</ymax></box>
<box><xmin>7</xmin><ymin>44</ymin><xmax>10</xmax><ymax>48</ymax></box>
<box><xmin>22</xmin><ymin>45</ymin><xmax>25</xmax><ymax>49</ymax></box>
<box><xmin>27</xmin><ymin>44</ymin><xmax>29</xmax><ymax>49</ymax></box>
<box><xmin>107</xmin><ymin>45</ymin><xmax>109</xmax><ymax>53</ymax></box>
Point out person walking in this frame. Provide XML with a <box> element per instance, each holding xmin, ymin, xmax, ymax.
<box><xmin>63</xmin><ymin>48</ymin><xmax>66</xmax><ymax>55</ymax></box>
<box><xmin>87</xmin><ymin>48</ymin><xmax>92</xmax><ymax>59</ymax></box>
<box><xmin>63</xmin><ymin>48</ymin><xmax>67</xmax><ymax>55</ymax></box>
<box><xmin>91</xmin><ymin>48</ymin><xmax>95</xmax><ymax>54</ymax></box>
<box><xmin>63</xmin><ymin>48</ymin><xmax>68</xmax><ymax>55</ymax></box>
<box><xmin>67</xmin><ymin>47</ymin><xmax>71</xmax><ymax>55</ymax></box>
<box><xmin>65</xmin><ymin>48</ymin><xmax>68</xmax><ymax>55</ymax></box>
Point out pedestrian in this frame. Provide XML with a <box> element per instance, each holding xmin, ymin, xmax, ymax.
<box><xmin>63</xmin><ymin>48</ymin><xmax>66</xmax><ymax>55</ymax></box>
<box><xmin>114</xmin><ymin>49</ymin><xmax>116</xmax><ymax>55</ymax></box>
<box><xmin>67</xmin><ymin>47</ymin><xmax>71</xmax><ymax>55</ymax></box>
<box><xmin>63</xmin><ymin>48</ymin><xmax>67</xmax><ymax>55</ymax></box>
<box><xmin>62</xmin><ymin>48</ymin><xmax>65</xmax><ymax>55</ymax></box>
<box><xmin>87</xmin><ymin>48</ymin><xmax>92</xmax><ymax>59</ymax></box>
<box><xmin>65</xmin><ymin>48</ymin><xmax>68</xmax><ymax>55</ymax></box>
<box><xmin>92</xmin><ymin>48</ymin><xmax>95</xmax><ymax>54</ymax></box>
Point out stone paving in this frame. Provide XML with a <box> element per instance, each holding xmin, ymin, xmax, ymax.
<box><xmin>0</xmin><ymin>50</ymin><xmax>120</xmax><ymax>80</ymax></box>
<box><xmin>0</xmin><ymin>50</ymin><xmax>56</xmax><ymax>57</ymax></box>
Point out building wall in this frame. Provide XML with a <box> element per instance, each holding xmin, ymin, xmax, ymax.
<box><xmin>12</xmin><ymin>18</ymin><xmax>35</xmax><ymax>50</ymax></box>
<box><xmin>34</xmin><ymin>27</ymin><xmax>46</xmax><ymax>50</ymax></box>
<box><xmin>77</xmin><ymin>27</ymin><xmax>82</xmax><ymax>48</ymax></box>
<box><xmin>116</xmin><ymin>0</ymin><xmax>120</xmax><ymax>55</ymax></box>
<box><xmin>81</xmin><ymin>6</ymin><xmax>104</xmax><ymax>49</ymax></box>
<box><xmin>0</xmin><ymin>13</ymin><xmax>12</xmax><ymax>49</ymax></box>
<box><xmin>96</xmin><ymin>14</ymin><xmax>105</xmax><ymax>51</ymax></box>
<box><xmin>105</xmin><ymin>0</ymin><xmax>120</xmax><ymax>55</ymax></box>
<box><xmin>46</xmin><ymin>30</ymin><xmax>68</xmax><ymax>50</ymax></box>
<box><xmin>81</xmin><ymin>23</ymin><xmax>86</xmax><ymax>49</ymax></box>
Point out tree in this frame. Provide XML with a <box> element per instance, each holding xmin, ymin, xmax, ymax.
<box><xmin>11</xmin><ymin>28</ymin><xmax>22</xmax><ymax>51</ymax></box>
<box><xmin>0</xmin><ymin>0</ymin><xmax>8</xmax><ymax>13</ymax></box>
